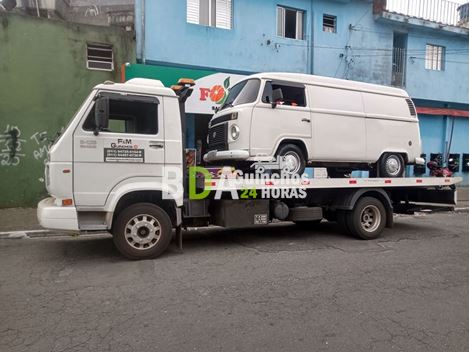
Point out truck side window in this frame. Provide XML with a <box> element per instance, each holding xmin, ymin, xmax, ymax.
<box><xmin>262</xmin><ymin>82</ymin><xmax>306</xmax><ymax>107</ymax></box>
<box><xmin>83</xmin><ymin>98</ymin><xmax>159</xmax><ymax>134</ymax></box>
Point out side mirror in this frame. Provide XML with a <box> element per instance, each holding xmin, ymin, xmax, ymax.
<box><xmin>271</xmin><ymin>88</ymin><xmax>283</xmax><ymax>108</ymax></box>
<box><xmin>94</xmin><ymin>96</ymin><xmax>109</xmax><ymax>136</ymax></box>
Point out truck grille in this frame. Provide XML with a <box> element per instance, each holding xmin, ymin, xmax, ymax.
<box><xmin>207</xmin><ymin>124</ymin><xmax>228</xmax><ymax>151</ymax></box>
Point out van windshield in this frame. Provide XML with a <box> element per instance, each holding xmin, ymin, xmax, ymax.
<box><xmin>220</xmin><ymin>79</ymin><xmax>260</xmax><ymax>110</ymax></box>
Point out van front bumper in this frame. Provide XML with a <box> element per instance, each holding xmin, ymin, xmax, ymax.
<box><xmin>37</xmin><ymin>197</ymin><xmax>79</xmax><ymax>231</ymax></box>
<box><xmin>204</xmin><ymin>149</ymin><xmax>250</xmax><ymax>162</ymax></box>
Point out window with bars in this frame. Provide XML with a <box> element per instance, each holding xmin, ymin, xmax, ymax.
<box><xmin>277</xmin><ymin>6</ymin><xmax>304</xmax><ymax>40</ymax></box>
<box><xmin>323</xmin><ymin>14</ymin><xmax>336</xmax><ymax>33</ymax></box>
<box><xmin>86</xmin><ymin>43</ymin><xmax>114</xmax><ymax>71</ymax></box>
<box><xmin>425</xmin><ymin>44</ymin><xmax>445</xmax><ymax>71</ymax></box>
<box><xmin>187</xmin><ymin>0</ymin><xmax>232</xmax><ymax>29</ymax></box>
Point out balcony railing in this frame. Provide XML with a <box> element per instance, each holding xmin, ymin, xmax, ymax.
<box><xmin>385</xmin><ymin>0</ymin><xmax>466</xmax><ymax>27</ymax></box>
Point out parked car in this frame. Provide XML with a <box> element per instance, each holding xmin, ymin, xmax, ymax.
<box><xmin>203</xmin><ymin>72</ymin><xmax>424</xmax><ymax>177</ymax></box>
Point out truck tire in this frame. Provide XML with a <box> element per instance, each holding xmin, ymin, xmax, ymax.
<box><xmin>276</xmin><ymin>144</ymin><xmax>306</xmax><ymax>175</ymax></box>
<box><xmin>378</xmin><ymin>153</ymin><xmax>405</xmax><ymax>178</ymax></box>
<box><xmin>112</xmin><ymin>203</ymin><xmax>173</xmax><ymax>259</ymax></box>
<box><xmin>346</xmin><ymin>197</ymin><xmax>386</xmax><ymax>240</ymax></box>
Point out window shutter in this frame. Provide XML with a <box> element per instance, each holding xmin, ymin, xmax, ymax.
<box><xmin>215</xmin><ymin>0</ymin><xmax>232</xmax><ymax>29</ymax></box>
<box><xmin>277</xmin><ymin>6</ymin><xmax>285</xmax><ymax>36</ymax></box>
<box><xmin>187</xmin><ymin>0</ymin><xmax>199</xmax><ymax>24</ymax></box>
<box><xmin>296</xmin><ymin>11</ymin><xmax>303</xmax><ymax>39</ymax></box>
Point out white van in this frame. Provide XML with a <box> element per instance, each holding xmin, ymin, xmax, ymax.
<box><xmin>204</xmin><ymin>72</ymin><xmax>424</xmax><ymax>177</ymax></box>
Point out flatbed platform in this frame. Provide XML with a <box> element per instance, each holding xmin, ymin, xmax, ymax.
<box><xmin>204</xmin><ymin>176</ymin><xmax>462</xmax><ymax>191</ymax></box>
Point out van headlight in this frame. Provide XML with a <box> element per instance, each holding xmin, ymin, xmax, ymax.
<box><xmin>230</xmin><ymin>124</ymin><xmax>240</xmax><ymax>140</ymax></box>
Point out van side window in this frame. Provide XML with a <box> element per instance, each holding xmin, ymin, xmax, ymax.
<box><xmin>83</xmin><ymin>97</ymin><xmax>159</xmax><ymax>134</ymax></box>
<box><xmin>262</xmin><ymin>82</ymin><xmax>306</xmax><ymax>107</ymax></box>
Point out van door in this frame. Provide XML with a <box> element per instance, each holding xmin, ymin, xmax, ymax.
<box><xmin>309</xmin><ymin>85</ymin><xmax>366</xmax><ymax>162</ymax></box>
<box><xmin>250</xmin><ymin>81</ymin><xmax>312</xmax><ymax>158</ymax></box>
<box><xmin>73</xmin><ymin>92</ymin><xmax>164</xmax><ymax>207</ymax></box>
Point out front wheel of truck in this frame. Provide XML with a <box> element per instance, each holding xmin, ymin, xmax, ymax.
<box><xmin>113</xmin><ymin>203</ymin><xmax>173</xmax><ymax>260</ymax></box>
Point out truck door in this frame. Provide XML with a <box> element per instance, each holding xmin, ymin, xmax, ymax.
<box><xmin>73</xmin><ymin>92</ymin><xmax>164</xmax><ymax>207</ymax></box>
<box><xmin>250</xmin><ymin>81</ymin><xmax>312</xmax><ymax>157</ymax></box>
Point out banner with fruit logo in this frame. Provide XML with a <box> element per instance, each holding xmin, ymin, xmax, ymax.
<box><xmin>185</xmin><ymin>72</ymin><xmax>246</xmax><ymax>114</ymax></box>
<box><xmin>124</xmin><ymin>64</ymin><xmax>247</xmax><ymax>115</ymax></box>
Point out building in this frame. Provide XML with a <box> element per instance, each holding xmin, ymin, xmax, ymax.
<box><xmin>0</xmin><ymin>12</ymin><xmax>134</xmax><ymax>207</ymax></box>
<box><xmin>2</xmin><ymin>0</ymin><xmax>134</xmax><ymax>29</ymax></box>
<box><xmin>130</xmin><ymin>0</ymin><xmax>469</xmax><ymax>183</ymax></box>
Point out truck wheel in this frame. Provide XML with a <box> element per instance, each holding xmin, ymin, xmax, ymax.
<box><xmin>113</xmin><ymin>203</ymin><xmax>172</xmax><ymax>259</ymax></box>
<box><xmin>346</xmin><ymin>197</ymin><xmax>386</xmax><ymax>240</ymax></box>
<box><xmin>378</xmin><ymin>153</ymin><xmax>405</xmax><ymax>178</ymax></box>
<box><xmin>276</xmin><ymin>144</ymin><xmax>306</xmax><ymax>175</ymax></box>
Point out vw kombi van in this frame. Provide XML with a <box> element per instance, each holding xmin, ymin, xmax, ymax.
<box><xmin>204</xmin><ymin>72</ymin><xmax>424</xmax><ymax>177</ymax></box>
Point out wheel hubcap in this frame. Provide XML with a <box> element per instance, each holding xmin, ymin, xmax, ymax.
<box><xmin>282</xmin><ymin>152</ymin><xmax>301</xmax><ymax>174</ymax></box>
<box><xmin>125</xmin><ymin>214</ymin><xmax>161</xmax><ymax>250</ymax></box>
<box><xmin>385</xmin><ymin>156</ymin><xmax>401</xmax><ymax>176</ymax></box>
<box><xmin>360</xmin><ymin>205</ymin><xmax>381</xmax><ymax>233</ymax></box>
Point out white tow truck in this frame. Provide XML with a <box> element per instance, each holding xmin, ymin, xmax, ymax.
<box><xmin>37</xmin><ymin>78</ymin><xmax>461</xmax><ymax>259</ymax></box>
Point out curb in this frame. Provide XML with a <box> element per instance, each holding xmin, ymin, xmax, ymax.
<box><xmin>0</xmin><ymin>229</ymin><xmax>64</xmax><ymax>239</ymax></box>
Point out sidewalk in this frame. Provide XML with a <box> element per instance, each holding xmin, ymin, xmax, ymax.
<box><xmin>0</xmin><ymin>188</ymin><xmax>468</xmax><ymax>234</ymax></box>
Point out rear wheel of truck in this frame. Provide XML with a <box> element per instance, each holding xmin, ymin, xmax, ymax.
<box><xmin>113</xmin><ymin>203</ymin><xmax>173</xmax><ymax>260</ymax></box>
<box><xmin>346</xmin><ymin>197</ymin><xmax>386</xmax><ymax>240</ymax></box>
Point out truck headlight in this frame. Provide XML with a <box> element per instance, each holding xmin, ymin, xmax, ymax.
<box><xmin>230</xmin><ymin>124</ymin><xmax>240</xmax><ymax>140</ymax></box>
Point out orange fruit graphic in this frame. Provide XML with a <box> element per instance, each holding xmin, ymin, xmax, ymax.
<box><xmin>209</xmin><ymin>85</ymin><xmax>226</xmax><ymax>103</ymax></box>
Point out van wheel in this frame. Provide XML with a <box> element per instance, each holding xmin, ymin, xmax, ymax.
<box><xmin>113</xmin><ymin>203</ymin><xmax>172</xmax><ymax>260</ymax></box>
<box><xmin>346</xmin><ymin>197</ymin><xmax>386</xmax><ymax>240</ymax></box>
<box><xmin>276</xmin><ymin>144</ymin><xmax>306</xmax><ymax>175</ymax></box>
<box><xmin>378</xmin><ymin>153</ymin><xmax>405</xmax><ymax>178</ymax></box>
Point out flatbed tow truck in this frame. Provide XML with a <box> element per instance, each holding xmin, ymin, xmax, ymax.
<box><xmin>37</xmin><ymin>78</ymin><xmax>461</xmax><ymax>259</ymax></box>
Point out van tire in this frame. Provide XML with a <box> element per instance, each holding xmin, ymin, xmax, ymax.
<box><xmin>346</xmin><ymin>197</ymin><xmax>386</xmax><ymax>240</ymax></box>
<box><xmin>276</xmin><ymin>144</ymin><xmax>306</xmax><ymax>175</ymax></box>
<box><xmin>378</xmin><ymin>153</ymin><xmax>405</xmax><ymax>178</ymax></box>
<box><xmin>112</xmin><ymin>203</ymin><xmax>173</xmax><ymax>260</ymax></box>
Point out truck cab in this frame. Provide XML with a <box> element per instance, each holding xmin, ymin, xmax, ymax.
<box><xmin>39</xmin><ymin>78</ymin><xmax>183</xmax><ymax>234</ymax></box>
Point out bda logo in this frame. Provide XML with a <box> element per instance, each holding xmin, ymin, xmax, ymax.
<box><xmin>199</xmin><ymin>77</ymin><xmax>230</xmax><ymax>105</ymax></box>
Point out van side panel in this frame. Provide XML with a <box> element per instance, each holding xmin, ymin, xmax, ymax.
<box><xmin>363</xmin><ymin>93</ymin><xmax>421</xmax><ymax>163</ymax></box>
<box><xmin>309</xmin><ymin>85</ymin><xmax>366</xmax><ymax>162</ymax></box>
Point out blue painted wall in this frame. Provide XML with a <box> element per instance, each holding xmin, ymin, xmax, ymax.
<box><xmin>135</xmin><ymin>0</ymin><xmax>469</xmax><ymax>183</ymax></box>
<box><xmin>136</xmin><ymin>0</ymin><xmax>468</xmax><ymax>103</ymax></box>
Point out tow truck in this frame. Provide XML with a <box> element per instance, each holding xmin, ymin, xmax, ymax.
<box><xmin>37</xmin><ymin>78</ymin><xmax>461</xmax><ymax>259</ymax></box>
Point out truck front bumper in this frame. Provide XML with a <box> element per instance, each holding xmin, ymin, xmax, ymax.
<box><xmin>37</xmin><ymin>197</ymin><xmax>79</xmax><ymax>231</ymax></box>
<box><xmin>204</xmin><ymin>149</ymin><xmax>250</xmax><ymax>162</ymax></box>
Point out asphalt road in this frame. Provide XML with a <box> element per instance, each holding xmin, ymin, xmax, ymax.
<box><xmin>0</xmin><ymin>212</ymin><xmax>468</xmax><ymax>352</ymax></box>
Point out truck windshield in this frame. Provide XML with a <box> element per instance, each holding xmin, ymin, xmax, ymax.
<box><xmin>220</xmin><ymin>79</ymin><xmax>260</xmax><ymax>111</ymax></box>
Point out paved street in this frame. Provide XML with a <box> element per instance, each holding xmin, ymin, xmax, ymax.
<box><xmin>0</xmin><ymin>212</ymin><xmax>468</xmax><ymax>352</ymax></box>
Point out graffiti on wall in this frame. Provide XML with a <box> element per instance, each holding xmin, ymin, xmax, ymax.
<box><xmin>0</xmin><ymin>125</ymin><xmax>26</xmax><ymax>166</ymax></box>
<box><xmin>0</xmin><ymin>125</ymin><xmax>53</xmax><ymax>167</ymax></box>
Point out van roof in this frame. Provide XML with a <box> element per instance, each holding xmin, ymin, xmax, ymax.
<box><xmin>93</xmin><ymin>78</ymin><xmax>177</xmax><ymax>97</ymax></box>
<box><xmin>247</xmin><ymin>72</ymin><xmax>409</xmax><ymax>97</ymax></box>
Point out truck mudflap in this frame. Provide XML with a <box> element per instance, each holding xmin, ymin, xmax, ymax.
<box><xmin>37</xmin><ymin>197</ymin><xmax>79</xmax><ymax>231</ymax></box>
